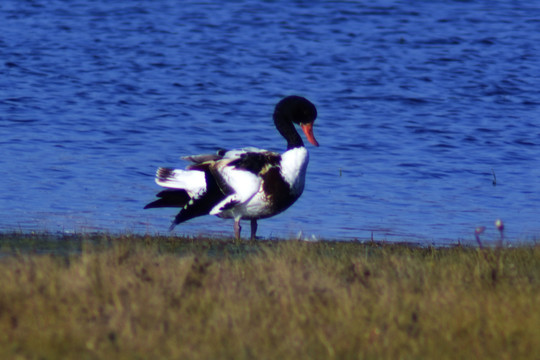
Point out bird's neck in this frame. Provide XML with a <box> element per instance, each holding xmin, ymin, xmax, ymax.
<box><xmin>274</xmin><ymin>112</ymin><xmax>304</xmax><ymax>150</ymax></box>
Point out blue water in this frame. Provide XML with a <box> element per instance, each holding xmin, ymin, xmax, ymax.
<box><xmin>1</xmin><ymin>0</ymin><xmax>539</xmax><ymax>245</ymax></box>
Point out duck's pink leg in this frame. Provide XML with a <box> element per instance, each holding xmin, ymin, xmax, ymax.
<box><xmin>234</xmin><ymin>218</ymin><xmax>241</xmax><ymax>240</ymax></box>
<box><xmin>250</xmin><ymin>219</ymin><xmax>258</xmax><ymax>241</ymax></box>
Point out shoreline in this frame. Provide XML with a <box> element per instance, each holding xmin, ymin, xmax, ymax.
<box><xmin>1</xmin><ymin>231</ymin><xmax>535</xmax><ymax>256</ymax></box>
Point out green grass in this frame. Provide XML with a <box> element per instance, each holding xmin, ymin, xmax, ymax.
<box><xmin>0</xmin><ymin>233</ymin><xmax>539</xmax><ymax>359</ymax></box>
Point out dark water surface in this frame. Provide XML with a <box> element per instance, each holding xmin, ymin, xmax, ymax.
<box><xmin>1</xmin><ymin>1</ymin><xmax>539</xmax><ymax>244</ymax></box>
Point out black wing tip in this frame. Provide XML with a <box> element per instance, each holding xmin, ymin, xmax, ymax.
<box><xmin>144</xmin><ymin>200</ymin><xmax>166</xmax><ymax>209</ymax></box>
<box><xmin>168</xmin><ymin>221</ymin><xmax>177</xmax><ymax>232</ymax></box>
<box><xmin>144</xmin><ymin>189</ymin><xmax>190</xmax><ymax>209</ymax></box>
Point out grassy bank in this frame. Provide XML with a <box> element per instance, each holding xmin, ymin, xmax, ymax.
<box><xmin>0</xmin><ymin>233</ymin><xmax>539</xmax><ymax>359</ymax></box>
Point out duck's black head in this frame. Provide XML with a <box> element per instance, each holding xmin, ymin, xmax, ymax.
<box><xmin>273</xmin><ymin>95</ymin><xmax>319</xmax><ymax>148</ymax></box>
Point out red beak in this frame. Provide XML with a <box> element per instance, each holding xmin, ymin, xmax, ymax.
<box><xmin>300</xmin><ymin>123</ymin><xmax>319</xmax><ymax>147</ymax></box>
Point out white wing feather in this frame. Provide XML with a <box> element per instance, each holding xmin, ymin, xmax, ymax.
<box><xmin>155</xmin><ymin>168</ymin><xmax>206</xmax><ymax>198</ymax></box>
<box><xmin>209</xmin><ymin>161</ymin><xmax>262</xmax><ymax>216</ymax></box>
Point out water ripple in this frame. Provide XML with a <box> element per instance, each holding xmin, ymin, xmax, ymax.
<box><xmin>1</xmin><ymin>0</ymin><xmax>539</xmax><ymax>243</ymax></box>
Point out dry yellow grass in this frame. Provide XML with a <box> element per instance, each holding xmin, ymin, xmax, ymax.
<box><xmin>0</xmin><ymin>234</ymin><xmax>538</xmax><ymax>359</ymax></box>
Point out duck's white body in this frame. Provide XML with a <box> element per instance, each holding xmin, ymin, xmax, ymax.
<box><xmin>145</xmin><ymin>96</ymin><xmax>318</xmax><ymax>239</ymax></box>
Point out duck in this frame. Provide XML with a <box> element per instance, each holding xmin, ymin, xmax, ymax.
<box><xmin>144</xmin><ymin>95</ymin><xmax>319</xmax><ymax>240</ymax></box>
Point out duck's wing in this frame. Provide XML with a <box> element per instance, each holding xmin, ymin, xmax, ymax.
<box><xmin>145</xmin><ymin>147</ymin><xmax>280</xmax><ymax>228</ymax></box>
<box><xmin>206</xmin><ymin>148</ymin><xmax>282</xmax><ymax>216</ymax></box>
<box><xmin>147</xmin><ymin>161</ymin><xmax>229</xmax><ymax>229</ymax></box>
<box><xmin>144</xmin><ymin>167</ymin><xmax>209</xmax><ymax>211</ymax></box>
